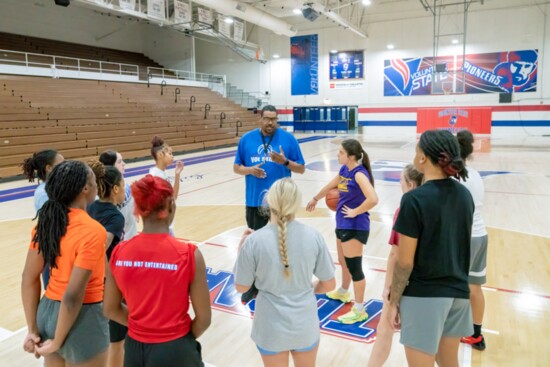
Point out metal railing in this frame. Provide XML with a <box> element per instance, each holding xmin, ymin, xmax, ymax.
<box><xmin>0</xmin><ymin>49</ymin><xmax>139</xmax><ymax>77</ymax></box>
<box><xmin>146</xmin><ymin>66</ymin><xmax>225</xmax><ymax>84</ymax></box>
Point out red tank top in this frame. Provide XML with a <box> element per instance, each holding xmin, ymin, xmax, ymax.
<box><xmin>110</xmin><ymin>233</ymin><xmax>196</xmax><ymax>343</ymax></box>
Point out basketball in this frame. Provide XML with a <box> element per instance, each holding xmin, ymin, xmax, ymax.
<box><xmin>325</xmin><ymin>188</ymin><xmax>339</xmax><ymax>211</ymax></box>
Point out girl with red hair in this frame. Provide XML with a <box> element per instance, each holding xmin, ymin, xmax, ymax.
<box><xmin>103</xmin><ymin>175</ymin><xmax>211</xmax><ymax>367</ymax></box>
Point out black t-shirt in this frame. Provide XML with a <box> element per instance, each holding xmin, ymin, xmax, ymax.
<box><xmin>394</xmin><ymin>178</ymin><xmax>474</xmax><ymax>299</ymax></box>
<box><xmin>88</xmin><ymin>201</ymin><xmax>125</xmax><ymax>260</ymax></box>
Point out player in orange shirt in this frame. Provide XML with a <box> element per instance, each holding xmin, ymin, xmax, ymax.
<box><xmin>21</xmin><ymin>160</ymin><xmax>109</xmax><ymax>367</ymax></box>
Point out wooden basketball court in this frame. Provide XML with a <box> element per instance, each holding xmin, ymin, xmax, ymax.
<box><xmin>0</xmin><ymin>131</ymin><xmax>549</xmax><ymax>366</ymax></box>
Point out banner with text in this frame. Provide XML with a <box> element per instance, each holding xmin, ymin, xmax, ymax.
<box><xmin>119</xmin><ymin>0</ymin><xmax>135</xmax><ymax>10</ymax></box>
<box><xmin>384</xmin><ymin>49</ymin><xmax>538</xmax><ymax>96</ymax></box>
<box><xmin>147</xmin><ymin>0</ymin><xmax>165</xmax><ymax>20</ymax></box>
<box><xmin>174</xmin><ymin>1</ymin><xmax>191</xmax><ymax>23</ymax></box>
<box><xmin>233</xmin><ymin>20</ymin><xmax>245</xmax><ymax>43</ymax></box>
<box><xmin>198</xmin><ymin>7</ymin><xmax>213</xmax><ymax>25</ymax></box>
<box><xmin>417</xmin><ymin>107</ymin><xmax>492</xmax><ymax>134</ymax></box>
<box><xmin>291</xmin><ymin>34</ymin><xmax>319</xmax><ymax>96</ymax></box>
<box><xmin>218</xmin><ymin>17</ymin><xmax>231</xmax><ymax>37</ymax></box>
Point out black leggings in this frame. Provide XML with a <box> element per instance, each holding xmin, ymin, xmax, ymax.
<box><xmin>124</xmin><ymin>332</ymin><xmax>202</xmax><ymax>367</ymax></box>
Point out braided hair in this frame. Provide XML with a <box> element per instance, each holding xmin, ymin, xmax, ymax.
<box><xmin>341</xmin><ymin>139</ymin><xmax>375</xmax><ymax>187</ymax></box>
<box><xmin>21</xmin><ymin>149</ymin><xmax>59</xmax><ymax>182</ymax></box>
<box><xmin>266</xmin><ymin>178</ymin><xmax>301</xmax><ymax>278</ymax></box>
<box><xmin>33</xmin><ymin>161</ymin><xmax>92</xmax><ymax>269</ymax></box>
<box><xmin>418</xmin><ymin>130</ymin><xmax>468</xmax><ymax>181</ymax></box>
<box><xmin>88</xmin><ymin>160</ymin><xmax>122</xmax><ymax>199</ymax></box>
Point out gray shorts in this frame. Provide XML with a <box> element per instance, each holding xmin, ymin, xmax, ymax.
<box><xmin>469</xmin><ymin>235</ymin><xmax>488</xmax><ymax>285</ymax></box>
<box><xmin>37</xmin><ymin>297</ymin><xmax>109</xmax><ymax>364</ymax></box>
<box><xmin>399</xmin><ymin>296</ymin><xmax>473</xmax><ymax>355</ymax></box>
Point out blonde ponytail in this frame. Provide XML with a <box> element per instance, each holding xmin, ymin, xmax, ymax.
<box><xmin>266</xmin><ymin>178</ymin><xmax>301</xmax><ymax>279</ymax></box>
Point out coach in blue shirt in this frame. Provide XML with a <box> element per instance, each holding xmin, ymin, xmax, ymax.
<box><xmin>234</xmin><ymin>105</ymin><xmax>306</xmax><ymax>231</ymax></box>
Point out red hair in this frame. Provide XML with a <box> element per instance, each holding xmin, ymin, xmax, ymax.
<box><xmin>131</xmin><ymin>175</ymin><xmax>174</xmax><ymax>219</ymax></box>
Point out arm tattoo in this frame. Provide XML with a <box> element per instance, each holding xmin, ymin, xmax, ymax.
<box><xmin>389</xmin><ymin>263</ymin><xmax>413</xmax><ymax>306</ymax></box>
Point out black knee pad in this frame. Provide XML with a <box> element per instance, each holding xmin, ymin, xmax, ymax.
<box><xmin>344</xmin><ymin>256</ymin><xmax>365</xmax><ymax>281</ymax></box>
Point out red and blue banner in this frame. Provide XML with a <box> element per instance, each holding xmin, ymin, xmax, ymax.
<box><xmin>291</xmin><ymin>34</ymin><xmax>319</xmax><ymax>96</ymax></box>
<box><xmin>384</xmin><ymin>49</ymin><xmax>538</xmax><ymax>96</ymax></box>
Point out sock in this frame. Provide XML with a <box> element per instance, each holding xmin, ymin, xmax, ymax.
<box><xmin>337</xmin><ymin>287</ymin><xmax>349</xmax><ymax>294</ymax></box>
<box><xmin>473</xmin><ymin>324</ymin><xmax>482</xmax><ymax>338</ymax></box>
<box><xmin>353</xmin><ymin>302</ymin><xmax>365</xmax><ymax>313</ymax></box>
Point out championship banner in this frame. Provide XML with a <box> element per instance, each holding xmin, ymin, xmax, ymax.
<box><xmin>147</xmin><ymin>0</ymin><xmax>165</xmax><ymax>20</ymax></box>
<box><xmin>218</xmin><ymin>17</ymin><xmax>231</xmax><ymax>37</ymax></box>
<box><xmin>417</xmin><ymin>107</ymin><xmax>492</xmax><ymax>134</ymax></box>
<box><xmin>330</xmin><ymin>50</ymin><xmax>364</xmax><ymax>80</ymax></box>
<box><xmin>233</xmin><ymin>20</ymin><xmax>244</xmax><ymax>43</ymax></box>
<box><xmin>291</xmin><ymin>34</ymin><xmax>319</xmax><ymax>96</ymax></box>
<box><xmin>198</xmin><ymin>7</ymin><xmax>213</xmax><ymax>25</ymax></box>
<box><xmin>119</xmin><ymin>0</ymin><xmax>135</xmax><ymax>10</ymax></box>
<box><xmin>384</xmin><ymin>49</ymin><xmax>538</xmax><ymax>96</ymax></box>
<box><xmin>174</xmin><ymin>1</ymin><xmax>191</xmax><ymax>23</ymax></box>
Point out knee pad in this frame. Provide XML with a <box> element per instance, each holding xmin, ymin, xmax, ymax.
<box><xmin>344</xmin><ymin>256</ymin><xmax>365</xmax><ymax>281</ymax></box>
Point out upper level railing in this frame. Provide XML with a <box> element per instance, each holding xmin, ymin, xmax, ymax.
<box><xmin>0</xmin><ymin>49</ymin><xmax>226</xmax><ymax>89</ymax></box>
<box><xmin>0</xmin><ymin>49</ymin><xmax>139</xmax><ymax>77</ymax></box>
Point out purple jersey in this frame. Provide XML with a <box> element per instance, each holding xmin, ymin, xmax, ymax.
<box><xmin>335</xmin><ymin>165</ymin><xmax>371</xmax><ymax>231</ymax></box>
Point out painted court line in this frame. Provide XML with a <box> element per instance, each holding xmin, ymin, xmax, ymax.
<box><xmin>195</xmin><ymin>239</ymin><xmax>550</xmax><ymax>301</ymax></box>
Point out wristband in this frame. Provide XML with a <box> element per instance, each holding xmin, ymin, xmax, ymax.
<box><xmin>284</xmin><ymin>159</ymin><xmax>290</xmax><ymax>166</ymax></box>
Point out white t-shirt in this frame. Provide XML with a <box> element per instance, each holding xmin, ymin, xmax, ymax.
<box><xmin>461</xmin><ymin>166</ymin><xmax>488</xmax><ymax>237</ymax></box>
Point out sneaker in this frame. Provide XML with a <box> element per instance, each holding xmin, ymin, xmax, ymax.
<box><xmin>338</xmin><ymin>307</ymin><xmax>368</xmax><ymax>324</ymax></box>
<box><xmin>460</xmin><ymin>335</ymin><xmax>486</xmax><ymax>351</ymax></box>
<box><xmin>326</xmin><ymin>289</ymin><xmax>352</xmax><ymax>303</ymax></box>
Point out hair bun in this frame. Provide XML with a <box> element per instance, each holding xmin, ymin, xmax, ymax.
<box><xmin>88</xmin><ymin>160</ymin><xmax>105</xmax><ymax>179</ymax></box>
<box><xmin>151</xmin><ymin>135</ymin><xmax>165</xmax><ymax>148</ymax></box>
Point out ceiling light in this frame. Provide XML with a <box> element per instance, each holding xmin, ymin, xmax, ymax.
<box><xmin>273</xmin><ymin>54</ymin><xmax>280</xmax><ymax>59</ymax></box>
<box><xmin>330</xmin><ymin>50</ymin><xmax>338</xmax><ymax>54</ymax></box>
<box><xmin>452</xmin><ymin>39</ymin><xmax>459</xmax><ymax>44</ymax></box>
<box><xmin>387</xmin><ymin>44</ymin><xmax>394</xmax><ymax>50</ymax></box>
<box><xmin>362</xmin><ymin>0</ymin><xmax>372</xmax><ymax>5</ymax></box>
<box><xmin>224</xmin><ymin>17</ymin><xmax>234</xmax><ymax>24</ymax></box>
<box><xmin>293</xmin><ymin>8</ymin><xmax>302</xmax><ymax>15</ymax></box>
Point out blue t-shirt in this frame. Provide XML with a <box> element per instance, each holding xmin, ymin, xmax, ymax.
<box><xmin>34</xmin><ymin>182</ymin><xmax>48</xmax><ymax>213</ymax></box>
<box><xmin>235</xmin><ymin>128</ymin><xmax>305</xmax><ymax>207</ymax></box>
<box><xmin>336</xmin><ymin>164</ymin><xmax>371</xmax><ymax>231</ymax></box>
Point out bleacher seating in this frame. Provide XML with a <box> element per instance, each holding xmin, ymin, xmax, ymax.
<box><xmin>0</xmin><ymin>75</ymin><xmax>259</xmax><ymax>179</ymax></box>
<box><xmin>0</xmin><ymin>32</ymin><xmax>164</xmax><ymax>79</ymax></box>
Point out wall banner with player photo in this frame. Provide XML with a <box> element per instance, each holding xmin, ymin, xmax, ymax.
<box><xmin>384</xmin><ymin>49</ymin><xmax>538</xmax><ymax>96</ymax></box>
<box><xmin>330</xmin><ymin>50</ymin><xmax>364</xmax><ymax>80</ymax></box>
<box><xmin>291</xmin><ymin>34</ymin><xmax>319</xmax><ymax>96</ymax></box>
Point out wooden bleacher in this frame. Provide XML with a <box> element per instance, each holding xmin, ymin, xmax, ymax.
<box><xmin>0</xmin><ymin>32</ymin><xmax>164</xmax><ymax>79</ymax></box>
<box><xmin>0</xmin><ymin>75</ymin><xmax>259</xmax><ymax>179</ymax></box>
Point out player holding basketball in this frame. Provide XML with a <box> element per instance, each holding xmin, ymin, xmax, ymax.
<box><xmin>457</xmin><ymin>130</ymin><xmax>489</xmax><ymax>351</ymax></box>
<box><xmin>387</xmin><ymin>130</ymin><xmax>474</xmax><ymax>367</ymax></box>
<box><xmin>234</xmin><ymin>105</ymin><xmax>306</xmax><ymax>303</ymax></box>
<box><xmin>306</xmin><ymin>139</ymin><xmax>378</xmax><ymax>324</ymax></box>
<box><xmin>368</xmin><ymin>164</ymin><xmax>423</xmax><ymax>367</ymax></box>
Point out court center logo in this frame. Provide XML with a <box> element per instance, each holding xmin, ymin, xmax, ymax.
<box><xmin>206</xmin><ymin>268</ymin><xmax>383</xmax><ymax>343</ymax></box>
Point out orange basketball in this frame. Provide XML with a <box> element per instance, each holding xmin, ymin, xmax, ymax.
<box><xmin>325</xmin><ymin>188</ymin><xmax>340</xmax><ymax>212</ymax></box>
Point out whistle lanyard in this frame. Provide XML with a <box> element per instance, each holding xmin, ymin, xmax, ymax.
<box><xmin>260</xmin><ymin>130</ymin><xmax>274</xmax><ymax>158</ymax></box>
